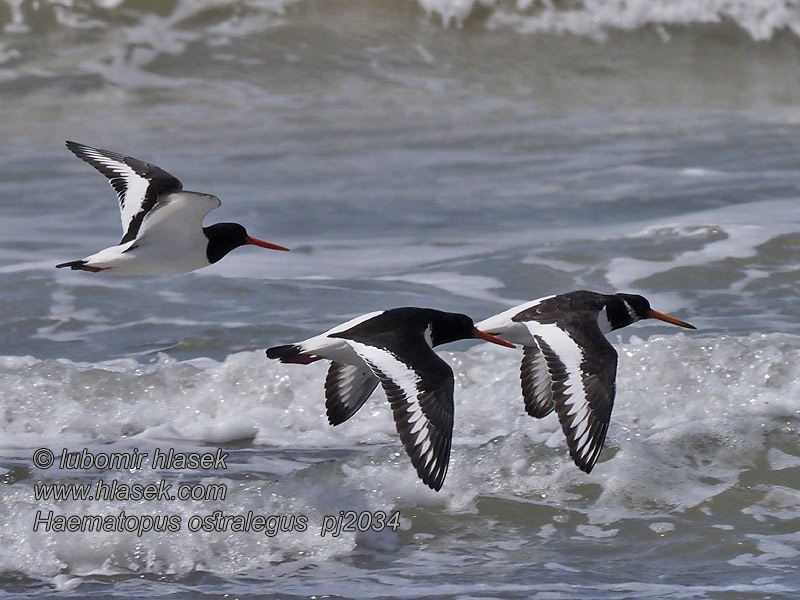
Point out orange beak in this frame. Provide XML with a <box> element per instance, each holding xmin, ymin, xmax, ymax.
<box><xmin>472</xmin><ymin>328</ymin><xmax>516</xmax><ymax>348</ymax></box>
<box><xmin>246</xmin><ymin>236</ymin><xmax>290</xmax><ymax>251</ymax></box>
<box><xmin>647</xmin><ymin>309</ymin><xmax>696</xmax><ymax>329</ymax></box>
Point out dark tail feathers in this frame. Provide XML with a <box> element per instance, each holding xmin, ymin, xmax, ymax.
<box><xmin>56</xmin><ymin>260</ymin><xmax>106</xmax><ymax>273</ymax></box>
<box><xmin>266</xmin><ymin>344</ymin><xmax>320</xmax><ymax>364</ymax></box>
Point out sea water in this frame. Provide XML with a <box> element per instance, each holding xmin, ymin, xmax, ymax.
<box><xmin>1</xmin><ymin>0</ymin><xmax>799</xmax><ymax>597</ymax></box>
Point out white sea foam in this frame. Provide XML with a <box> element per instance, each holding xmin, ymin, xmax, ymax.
<box><xmin>4</xmin><ymin>332</ymin><xmax>797</xmax><ymax>464</ymax></box>
<box><xmin>605</xmin><ymin>197</ymin><xmax>800</xmax><ymax>292</ymax></box>
<box><xmin>1</xmin><ymin>331</ymin><xmax>798</xmax><ymax>580</ymax></box>
<box><xmin>3</xmin><ymin>0</ymin><xmax>798</xmax><ymax>60</ymax></box>
<box><xmin>417</xmin><ymin>0</ymin><xmax>800</xmax><ymax>40</ymax></box>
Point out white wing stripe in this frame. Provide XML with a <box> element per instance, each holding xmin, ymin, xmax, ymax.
<box><xmin>573</xmin><ymin>421</ymin><xmax>592</xmax><ymax>445</ymax></box>
<box><xmin>565</xmin><ymin>399</ymin><xmax>584</xmax><ymax>416</ymax></box>
<box><xmin>571</xmin><ymin>408</ymin><xmax>591</xmax><ymax>433</ymax></box>
<box><xmin>348</xmin><ymin>342</ymin><xmax>423</xmax><ymax>404</ymax></box>
<box><xmin>412</xmin><ymin>428</ymin><xmax>428</xmax><ymax>447</ymax></box>
<box><xmin>409</xmin><ymin>416</ymin><xmax>426</xmax><ymax>435</ymax></box>
<box><xmin>533</xmin><ymin>348</ymin><xmax>550</xmax><ymax>388</ymax></box>
<box><xmin>525</xmin><ymin>321</ymin><xmax>607</xmax><ymax>468</ymax></box>
<box><xmin>418</xmin><ymin>438</ymin><xmax>432</xmax><ymax>458</ymax></box>
<box><xmin>477</xmin><ymin>295</ymin><xmax>556</xmax><ymax>329</ymax></box>
<box><xmin>347</xmin><ymin>340</ymin><xmax>450</xmax><ymax>488</ymax></box>
<box><xmin>524</xmin><ymin>322</ymin><xmax>586</xmax><ymax>401</ymax></box>
<box><xmin>325</xmin><ymin>312</ymin><xmax>385</xmax><ymax>336</ymax></box>
<box><xmin>406</xmin><ymin>410</ymin><xmax>424</xmax><ymax>424</ymax></box>
<box><xmin>78</xmin><ymin>149</ymin><xmax>151</xmax><ymax>235</ymax></box>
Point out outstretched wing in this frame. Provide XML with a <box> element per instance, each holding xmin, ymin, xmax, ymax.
<box><xmin>324</xmin><ymin>362</ymin><xmax>380</xmax><ymax>426</ymax></box>
<box><xmin>66</xmin><ymin>141</ymin><xmax>184</xmax><ymax>244</ymax></box>
<box><xmin>132</xmin><ymin>192</ymin><xmax>220</xmax><ymax>243</ymax></box>
<box><xmin>347</xmin><ymin>339</ymin><xmax>454</xmax><ymax>491</ymax></box>
<box><xmin>521</xmin><ymin>320</ymin><xmax>617</xmax><ymax>473</ymax></box>
<box><xmin>519</xmin><ymin>343</ymin><xmax>555</xmax><ymax>418</ymax></box>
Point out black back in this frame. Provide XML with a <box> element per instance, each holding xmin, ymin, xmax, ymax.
<box><xmin>513</xmin><ymin>290</ymin><xmax>609</xmax><ymax>327</ymax></box>
<box><xmin>513</xmin><ymin>290</ymin><xmax>652</xmax><ymax>333</ymax></box>
<box><xmin>332</xmin><ymin>308</ymin><xmax>477</xmax><ymax>349</ymax></box>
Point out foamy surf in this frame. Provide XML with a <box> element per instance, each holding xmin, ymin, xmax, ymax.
<box><xmin>419</xmin><ymin>0</ymin><xmax>800</xmax><ymax>40</ymax></box>
<box><xmin>2</xmin><ymin>333</ymin><xmax>798</xmax><ymax>583</ymax></box>
<box><xmin>3</xmin><ymin>0</ymin><xmax>800</xmax><ymax>595</ymax></box>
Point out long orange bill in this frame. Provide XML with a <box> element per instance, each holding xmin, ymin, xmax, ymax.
<box><xmin>647</xmin><ymin>309</ymin><xmax>696</xmax><ymax>329</ymax></box>
<box><xmin>472</xmin><ymin>328</ymin><xmax>516</xmax><ymax>348</ymax></box>
<box><xmin>246</xmin><ymin>236</ymin><xmax>290</xmax><ymax>251</ymax></box>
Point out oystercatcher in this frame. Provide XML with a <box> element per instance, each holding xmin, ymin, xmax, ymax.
<box><xmin>476</xmin><ymin>291</ymin><xmax>696</xmax><ymax>473</ymax></box>
<box><xmin>56</xmin><ymin>141</ymin><xmax>289</xmax><ymax>275</ymax></box>
<box><xmin>266</xmin><ymin>307</ymin><xmax>515</xmax><ymax>491</ymax></box>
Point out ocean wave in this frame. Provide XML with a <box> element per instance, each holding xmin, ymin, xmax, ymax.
<box><xmin>2</xmin><ymin>0</ymin><xmax>799</xmax><ymax>41</ymax></box>
<box><xmin>1</xmin><ymin>332</ymin><xmax>798</xmax><ymax>580</ymax></box>
<box><xmin>420</xmin><ymin>0</ymin><xmax>800</xmax><ymax>40</ymax></box>
<box><xmin>2</xmin><ymin>332</ymin><xmax>797</xmax><ymax>490</ymax></box>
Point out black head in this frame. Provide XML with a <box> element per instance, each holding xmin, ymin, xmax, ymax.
<box><xmin>429</xmin><ymin>310</ymin><xmax>515</xmax><ymax>348</ymax></box>
<box><xmin>428</xmin><ymin>312</ymin><xmax>476</xmax><ymax>346</ymax></box>
<box><xmin>604</xmin><ymin>293</ymin><xmax>696</xmax><ymax>331</ymax></box>
<box><xmin>603</xmin><ymin>294</ymin><xmax>651</xmax><ymax>330</ymax></box>
<box><xmin>204</xmin><ymin>223</ymin><xmax>289</xmax><ymax>264</ymax></box>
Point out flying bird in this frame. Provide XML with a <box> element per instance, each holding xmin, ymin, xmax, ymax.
<box><xmin>56</xmin><ymin>141</ymin><xmax>288</xmax><ymax>275</ymax></box>
<box><xmin>266</xmin><ymin>307</ymin><xmax>515</xmax><ymax>491</ymax></box>
<box><xmin>476</xmin><ymin>291</ymin><xmax>696</xmax><ymax>473</ymax></box>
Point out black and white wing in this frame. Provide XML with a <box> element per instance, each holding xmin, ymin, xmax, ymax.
<box><xmin>476</xmin><ymin>296</ymin><xmax>558</xmax><ymax>418</ymax></box>
<box><xmin>521</xmin><ymin>321</ymin><xmax>617</xmax><ymax>473</ymax></box>
<box><xmin>66</xmin><ymin>141</ymin><xmax>184</xmax><ymax>244</ymax></box>
<box><xmin>347</xmin><ymin>340</ymin><xmax>454</xmax><ymax>491</ymax></box>
<box><xmin>520</xmin><ymin>343</ymin><xmax>555</xmax><ymax>418</ymax></box>
<box><xmin>324</xmin><ymin>362</ymin><xmax>380</xmax><ymax>426</ymax></box>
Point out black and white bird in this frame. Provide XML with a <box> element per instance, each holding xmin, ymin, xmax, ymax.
<box><xmin>56</xmin><ymin>141</ymin><xmax>289</xmax><ymax>275</ymax></box>
<box><xmin>266</xmin><ymin>307</ymin><xmax>515</xmax><ymax>491</ymax></box>
<box><xmin>476</xmin><ymin>291</ymin><xmax>696</xmax><ymax>473</ymax></box>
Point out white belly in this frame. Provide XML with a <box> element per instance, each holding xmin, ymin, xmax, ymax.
<box><xmin>83</xmin><ymin>234</ymin><xmax>210</xmax><ymax>275</ymax></box>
